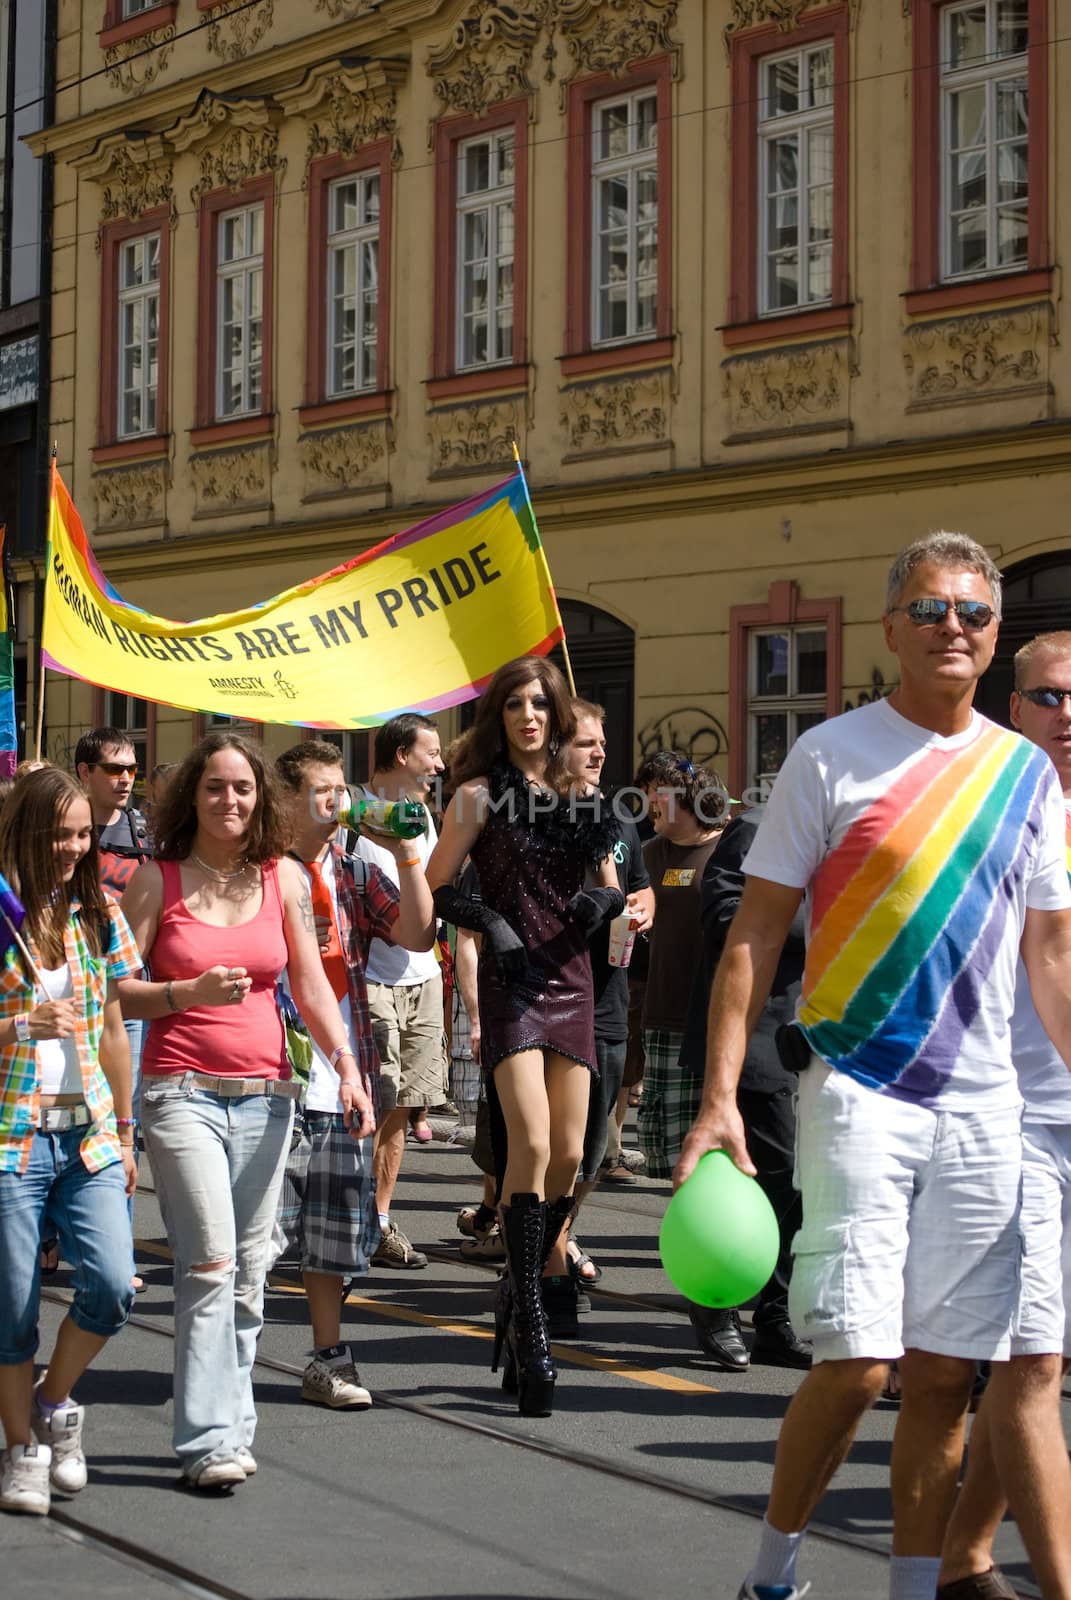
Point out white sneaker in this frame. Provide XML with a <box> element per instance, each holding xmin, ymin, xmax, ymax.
<box><xmin>181</xmin><ymin>1451</ymin><xmax>246</xmax><ymax>1490</ymax></box>
<box><xmin>737</xmin><ymin>1582</ymin><xmax>811</xmax><ymax>1599</ymax></box>
<box><xmin>31</xmin><ymin>1387</ymin><xmax>87</xmax><ymax>1493</ymax></box>
<box><xmin>0</xmin><ymin>1444</ymin><xmax>51</xmax><ymax>1515</ymax></box>
<box><xmin>234</xmin><ymin>1447</ymin><xmax>257</xmax><ymax>1476</ymax></box>
<box><xmin>301</xmin><ymin>1351</ymin><xmax>372</xmax><ymax>1409</ymax></box>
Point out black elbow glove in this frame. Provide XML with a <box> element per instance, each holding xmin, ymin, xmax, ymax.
<box><xmin>567</xmin><ymin>886</ymin><xmax>625</xmax><ymax>940</ymax></box>
<box><xmin>432</xmin><ymin>884</ymin><xmax>528</xmax><ymax>983</ymax></box>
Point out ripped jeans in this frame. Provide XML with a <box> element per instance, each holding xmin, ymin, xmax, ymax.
<box><xmin>140</xmin><ymin>1076</ymin><xmax>293</xmax><ymax>1471</ymax></box>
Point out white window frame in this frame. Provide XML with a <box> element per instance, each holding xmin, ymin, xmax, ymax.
<box><xmin>747</xmin><ymin>625</ymin><xmax>828</xmax><ymax>792</ymax></box>
<box><xmin>591</xmin><ymin>88</ymin><xmax>659</xmax><ymax>346</ymax></box>
<box><xmin>940</xmin><ymin>0</ymin><xmax>1029</xmax><ymax>281</ymax></box>
<box><xmin>103</xmin><ymin>691</ymin><xmax>149</xmax><ymax>779</ymax></box>
<box><xmin>216</xmin><ymin>203</ymin><xmax>264</xmax><ymax>420</ymax></box>
<box><xmin>326</xmin><ymin>172</ymin><xmax>380</xmax><ymax>397</ymax></box>
<box><xmin>757</xmin><ymin>41</ymin><xmax>835</xmax><ymax>316</ymax></box>
<box><xmin>315</xmin><ymin>730</ymin><xmax>373</xmax><ymax>788</ymax></box>
<box><xmin>117</xmin><ymin>232</ymin><xmax>160</xmax><ymax>439</ymax></box>
<box><xmin>122</xmin><ymin>0</ymin><xmax>159</xmax><ymax>15</ymax></box>
<box><xmin>455</xmin><ymin>130</ymin><xmax>515</xmax><ymax>370</ymax></box>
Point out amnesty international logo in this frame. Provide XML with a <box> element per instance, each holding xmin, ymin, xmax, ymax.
<box><xmin>273</xmin><ymin>670</ymin><xmax>299</xmax><ymax>701</ymax></box>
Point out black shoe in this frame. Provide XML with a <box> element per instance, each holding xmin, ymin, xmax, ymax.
<box><xmin>751</xmin><ymin>1322</ymin><xmax>813</xmax><ymax>1370</ymax></box>
<box><xmin>688</xmin><ymin>1306</ymin><xmax>749</xmax><ymax>1371</ymax></box>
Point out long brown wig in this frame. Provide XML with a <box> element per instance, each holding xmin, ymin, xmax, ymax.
<box><xmin>152</xmin><ymin>730</ymin><xmax>288</xmax><ymax>864</ymax></box>
<box><xmin>0</xmin><ymin>767</ymin><xmax>110</xmax><ymax>964</ymax></box>
<box><xmin>449</xmin><ymin>656</ymin><xmax>577</xmax><ymax>793</ymax></box>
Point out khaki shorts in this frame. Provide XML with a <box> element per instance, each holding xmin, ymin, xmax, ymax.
<box><xmin>368</xmin><ymin>975</ymin><xmax>446</xmax><ymax>1111</ymax></box>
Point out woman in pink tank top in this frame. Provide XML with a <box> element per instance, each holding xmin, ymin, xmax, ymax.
<box><xmin>117</xmin><ymin>732</ymin><xmax>375</xmax><ymax>1491</ymax></box>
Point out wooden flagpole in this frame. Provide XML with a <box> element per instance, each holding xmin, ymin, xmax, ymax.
<box><xmin>510</xmin><ymin>441</ymin><xmax>576</xmax><ymax>697</ymax></box>
<box><xmin>34</xmin><ymin>447</ymin><xmax>56</xmax><ymax>761</ymax></box>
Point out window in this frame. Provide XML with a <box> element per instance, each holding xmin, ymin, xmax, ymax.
<box><xmin>101</xmin><ymin>690</ymin><xmax>152</xmax><ymax>779</ymax></box>
<box><xmin>316</xmin><ymin>730</ymin><xmax>373</xmax><ymax>788</ymax></box>
<box><xmin>216</xmin><ymin>205</ymin><xmax>263</xmax><ymax>419</ymax></box>
<box><xmin>117</xmin><ymin>234</ymin><xmax>160</xmax><ymax>437</ymax></box>
<box><xmin>326</xmin><ymin>173</ymin><xmax>379</xmax><ymax>396</ymax></box>
<box><xmin>725</xmin><ymin>7</ymin><xmax>849</xmax><ymax>346</ymax></box>
<box><xmin>99</xmin><ymin>0</ymin><xmax>177</xmax><ymax>48</ymax></box>
<box><xmin>758</xmin><ymin>44</ymin><xmax>834</xmax><ymax>314</ymax></box>
<box><xmin>123</xmin><ymin>0</ymin><xmax>158</xmax><ymax>14</ymax></box>
<box><xmin>591</xmin><ymin>91</ymin><xmax>658</xmax><ymax>344</ymax></box>
<box><xmin>747</xmin><ymin>628</ymin><xmax>828</xmax><ymax>791</ymax></box>
<box><xmin>564</xmin><ymin>58</ymin><xmax>672</xmax><ymax>372</ymax></box>
<box><xmin>456</xmin><ymin>131</ymin><xmax>515</xmax><ymax>368</ymax></box>
<box><xmin>908</xmin><ymin>0</ymin><xmax>1047</xmax><ymax>311</ymax></box>
<box><xmin>940</xmin><ymin>1</ymin><xmax>1028</xmax><ymax>279</ymax></box>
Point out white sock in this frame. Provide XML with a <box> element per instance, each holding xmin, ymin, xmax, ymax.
<box><xmin>377</xmin><ymin>1212</ymin><xmax>390</xmax><ymax>1230</ymax></box>
<box><xmin>746</xmin><ymin>1517</ymin><xmax>807</xmax><ymax>1590</ymax></box>
<box><xmin>889</xmin><ymin>1556</ymin><xmax>942</xmax><ymax>1600</ymax></box>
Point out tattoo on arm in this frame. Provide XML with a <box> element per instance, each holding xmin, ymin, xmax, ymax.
<box><xmin>296</xmin><ymin>881</ymin><xmax>316</xmax><ymax>936</ymax></box>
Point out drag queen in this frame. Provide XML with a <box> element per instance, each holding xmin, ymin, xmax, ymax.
<box><xmin>428</xmin><ymin>657</ymin><xmax>622</xmax><ymax>1415</ymax></box>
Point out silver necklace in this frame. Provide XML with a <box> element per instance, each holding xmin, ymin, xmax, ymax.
<box><xmin>189</xmin><ymin>852</ymin><xmax>250</xmax><ymax>883</ymax></box>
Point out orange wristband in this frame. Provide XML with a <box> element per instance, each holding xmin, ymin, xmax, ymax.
<box><xmin>398</xmin><ymin>857</ymin><xmax>420</xmax><ymax>868</ymax></box>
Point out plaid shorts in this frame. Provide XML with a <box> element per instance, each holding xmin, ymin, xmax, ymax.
<box><xmin>637</xmin><ymin>1029</ymin><xmax>702</xmax><ymax>1180</ymax></box>
<box><xmin>274</xmin><ymin>1111</ymin><xmax>379</xmax><ymax>1276</ymax></box>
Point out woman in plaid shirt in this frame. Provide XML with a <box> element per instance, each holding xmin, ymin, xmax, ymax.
<box><xmin>0</xmin><ymin>768</ymin><xmax>141</xmax><ymax>1518</ymax></box>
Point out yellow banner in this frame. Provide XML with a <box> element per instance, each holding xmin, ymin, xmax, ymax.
<box><xmin>43</xmin><ymin>466</ymin><xmax>563</xmax><ymax>727</ymax></box>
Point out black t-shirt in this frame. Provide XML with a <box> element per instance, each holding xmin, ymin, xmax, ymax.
<box><xmin>591</xmin><ymin>816</ymin><xmax>650</xmax><ymax>1043</ymax></box>
<box><xmin>97</xmin><ymin>806</ymin><xmax>151</xmax><ymax>900</ymax></box>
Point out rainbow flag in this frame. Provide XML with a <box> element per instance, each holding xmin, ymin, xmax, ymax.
<box><xmin>42</xmin><ymin>461</ymin><xmax>563</xmax><ymax>729</ymax></box>
<box><xmin>798</xmin><ymin>723</ymin><xmax>1055</xmax><ymax>1100</ymax></box>
<box><xmin>0</xmin><ymin>526</ymin><xmax>15</xmax><ymax>778</ymax></box>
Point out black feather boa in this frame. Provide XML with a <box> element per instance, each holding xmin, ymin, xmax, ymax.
<box><xmin>487</xmin><ymin>759</ymin><xmax>621</xmax><ymax>869</ymax></box>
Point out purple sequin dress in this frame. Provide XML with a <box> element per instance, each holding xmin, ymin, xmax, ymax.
<box><xmin>470</xmin><ymin>763</ymin><xmax>619</xmax><ymax>1074</ymax></box>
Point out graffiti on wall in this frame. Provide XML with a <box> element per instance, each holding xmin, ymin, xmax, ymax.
<box><xmin>638</xmin><ymin>706</ymin><xmax>729</xmax><ymax>768</ymax></box>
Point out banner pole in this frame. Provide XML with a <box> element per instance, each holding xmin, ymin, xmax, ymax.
<box><xmin>34</xmin><ymin>450</ymin><xmax>57</xmax><ymax>762</ymax></box>
<box><xmin>510</xmin><ymin>442</ymin><xmax>576</xmax><ymax>697</ymax></box>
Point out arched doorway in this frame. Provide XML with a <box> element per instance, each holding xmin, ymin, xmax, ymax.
<box><xmin>976</xmin><ymin>551</ymin><xmax>1071</xmax><ymax>725</ymax></box>
<box><xmin>549</xmin><ymin>600</ymin><xmax>636</xmax><ymax>793</ymax></box>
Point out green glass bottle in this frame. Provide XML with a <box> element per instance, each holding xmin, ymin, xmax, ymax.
<box><xmin>338</xmin><ymin>795</ymin><xmax>428</xmax><ymax>841</ymax></box>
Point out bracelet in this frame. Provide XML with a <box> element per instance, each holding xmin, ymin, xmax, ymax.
<box><xmin>13</xmin><ymin>1013</ymin><xmax>30</xmax><ymax>1043</ymax></box>
<box><xmin>165</xmin><ymin>980</ymin><xmax>180</xmax><ymax>1013</ymax></box>
<box><xmin>397</xmin><ymin>857</ymin><xmax>420</xmax><ymax>869</ymax></box>
<box><xmin>116</xmin><ymin>1117</ymin><xmax>136</xmax><ymax>1127</ymax></box>
<box><xmin>330</xmin><ymin>1046</ymin><xmax>357</xmax><ymax>1066</ymax></box>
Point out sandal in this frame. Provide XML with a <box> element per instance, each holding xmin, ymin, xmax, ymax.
<box><xmin>627</xmin><ymin>1085</ymin><xmax>643</xmax><ymax>1107</ymax></box>
<box><xmin>566</xmin><ymin>1238</ymin><xmax>602</xmax><ymax>1283</ymax></box>
<box><xmin>881</xmin><ymin>1361</ymin><xmax>901</xmax><ymax>1403</ymax></box>
<box><xmin>40</xmin><ymin>1239</ymin><xmax>59</xmax><ymax>1278</ymax></box>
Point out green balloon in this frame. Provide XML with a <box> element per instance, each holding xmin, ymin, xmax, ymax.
<box><xmin>659</xmin><ymin>1151</ymin><xmax>780</xmax><ymax>1308</ymax></box>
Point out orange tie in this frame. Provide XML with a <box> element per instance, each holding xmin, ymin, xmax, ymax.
<box><xmin>304</xmin><ymin>857</ymin><xmax>348</xmax><ymax>1002</ymax></box>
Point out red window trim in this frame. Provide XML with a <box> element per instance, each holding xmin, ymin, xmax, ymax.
<box><xmin>90</xmin><ymin>686</ymin><xmax>158</xmax><ymax>775</ymax></box>
<box><xmin>432</xmin><ymin>98</ymin><xmax>530</xmax><ymax>388</ymax></box>
<box><xmin>189</xmin><ymin>415</ymin><xmax>274</xmax><ymax>450</ymax></box>
<box><xmin>426</xmin><ymin>365</ymin><xmax>529</xmax><ymax>404</ymax></box>
<box><xmin>196</xmin><ymin>176</ymin><xmax>275</xmax><ymax>431</ymax></box>
<box><xmin>564</xmin><ymin>56</ymin><xmax>673</xmax><ymax>366</ymax></box>
<box><xmin>908</xmin><ymin>0</ymin><xmax>1050</xmax><ymax>314</ymax></box>
<box><xmin>92</xmin><ymin>435</ymin><xmax>170</xmax><ymax>466</ymax></box>
<box><xmin>726</xmin><ymin>6</ymin><xmax>851</xmax><ymax>340</ymax></box>
<box><xmin>304</xmin><ymin>141</ymin><xmax>393</xmax><ymax>417</ymax></box>
<box><xmin>99</xmin><ymin>1</ymin><xmax>177</xmax><ymax>50</ymax></box>
<box><xmin>97</xmin><ymin>208</ymin><xmax>171</xmax><ymax>451</ymax></box>
<box><xmin>728</xmin><ymin>581</ymin><xmax>842</xmax><ymax>800</ymax></box>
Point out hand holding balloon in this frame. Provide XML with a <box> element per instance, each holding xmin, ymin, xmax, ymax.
<box><xmin>659</xmin><ymin>1151</ymin><xmax>779</xmax><ymax>1308</ymax></box>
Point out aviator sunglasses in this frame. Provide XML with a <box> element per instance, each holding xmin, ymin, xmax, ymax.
<box><xmin>93</xmin><ymin>761</ymin><xmax>138</xmax><ymax>777</ymax></box>
<box><xmin>1020</xmin><ymin>687</ymin><xmax>1071</xmax><ymax>709</ymax></box>
<box><xmin>889</xmin><ymin>598</ymin><xmax>996</xmax><ymax>630</ymax></box>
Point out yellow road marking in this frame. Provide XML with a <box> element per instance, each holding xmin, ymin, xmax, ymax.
<box><xmin>134</xmin><ymin>1237</ymin><xmax>717</xmax><ymax>1399</ymax></box>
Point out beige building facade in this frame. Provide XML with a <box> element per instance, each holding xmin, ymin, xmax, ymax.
<box><xmin>23</xmin><ymin>0</ymin><xmax>1071</xmax><ymax>794</ymax></box>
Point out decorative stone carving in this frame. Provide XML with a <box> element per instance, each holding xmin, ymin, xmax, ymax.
<box><xmin>428</xmin><ymin>4</ymin><xmax>543</xmax><ymax>117</ymax></box>
<box><xmin>313</xmin><ymin>0</ymin><xmax>387</xmax><ymax>16</ymax></box>
<box><xmin>170</xmin><ymin>93</ymin><xmax>285</xmax><ymax>204</ymax></box>
<box><xmin>725</xmin><ymin>0</ymin><xmax>858</xmax><ymax>33</ymax></box>
<box><xmin>560</xmin><ymin>370</ymin><xmax>670</xmax><ymax>457</ymax></box>
<box><xmin>190</xmin><ymin>443</ymin><xmax>272</xmax><ymax>516</ymax></box>
<box><xmin>73</xmin><ymin>135</ymin><xmax>175</xmax><ymax>232</ymax></box>
<box><xmin>546</xmin><ymin>0</ymin><xmax>679</xmax><ymax>81</ymax></box>
<box><xmin>93</xmin><ymin>462</ymin><xmax>168</xmax><ymax>532</ymax></box>
<box><xmin>903</xmin><ymin>303</ymin><xmax>1051</xmax><ymax>411</ymax></box>
<box><xmin>103</xmin><ymin>22</ymin><xmax>176</xmax><ymax>91</ymax></box>
<box><xmin>300</xmin><ymin>421</ymin><xmax>389</xmax><ymax>499</ymax></box>
<box><xmin>722</xmin><ymin>340</ymin><xmax>852</xmax><ymax>436</ymax></box>
<box><xmin>278</xmin><ymin>60</ymin><xmax>406</xmax><ymax>169</ymax></box>
<box><xmin>203</xmin><ymin>0</ymin><xmax>274</xmax><ymax>63</ymax></box>
<box><xmin>429</xmin><ymin>402</ymin><xmax>520</xmax><ymax>477</ymax></box>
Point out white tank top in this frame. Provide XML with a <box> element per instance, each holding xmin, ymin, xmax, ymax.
<box><xmin>36</xmin><ymin>963</ymin><xmax>81</xmax><ymax>1098</ymax></box>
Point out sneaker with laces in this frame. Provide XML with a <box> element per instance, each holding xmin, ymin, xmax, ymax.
<box><xmin>181</xmin><ymin>1451</ymin><xmax>246</xmax><ymax>1490</ymax></box>
<box><xmin>235</xmin><ymin>1447</ymin><xmax>257</xmax><ymax>1476</ymax></box>
<box><xmin>459</xmin><ymin>1224</ymin><xmax>506</xmax><ymax>1262</ymax></box>
<box><xmin>0</xmin><ymin>1444</ymin><xmax>51</xmax><ymax>1515</ymax></box>
<box><xmin>31</xmin><ymin>1387</ymin><xmax>87</xmax><ymax>1493</ymax></box>
<box><xmin>371</xmin><ymin>1221</ymin><xmax>428</xmax><ymax>1269</ymax></box>
<box><xmin>302</xmin><ymin>1352</ymin><xmax>372</xmax><ymax>1409</ymax></box>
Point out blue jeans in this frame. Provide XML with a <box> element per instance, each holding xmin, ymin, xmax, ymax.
<box><xmin>0</xmin><ymin>1130</ymin><xmax>134</xmax><ymax>1364</ymax></box>
<box><xmin>140</xmin><ymin>1077</ymin><xmax>293</xmax><ymax>1471</ymax></box>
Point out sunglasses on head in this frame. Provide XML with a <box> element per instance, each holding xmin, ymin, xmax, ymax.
<box><xmin>890</xmin><ymin>598</ymin><xmax>995</xmax><ymax>630</ymax></box>
<box><xmin>95</xmin><ymin>761</ymin><xmax>138</xmax><ymax>778</ymax></box>
<box><xmin>1020</xmin><ymin>687</ymin><xmax>1071</xmax><ymax>709</ymax></box>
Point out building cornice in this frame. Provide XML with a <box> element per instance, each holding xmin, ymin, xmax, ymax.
<box><xmin>16</xmin><ymin>420</ymin><xmax>1071</xmax><ymax>589</ymax></box>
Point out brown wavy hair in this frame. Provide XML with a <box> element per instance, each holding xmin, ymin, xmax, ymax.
<box><xmin>449</xmin><ymin>656</ymin><xmax>577</xmax><ymax>793</ymax></box>
<box><xmin>152</xmin><ymin>730</ymin><xmax>287</xmax><ymax>864</ymax></box>
<box><xmin>0</xmin><ymin>767</ymin><xmax>110</xmax><ymax>966</ymax></box>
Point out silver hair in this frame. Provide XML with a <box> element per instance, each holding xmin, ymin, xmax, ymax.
<box><xmin>885</xmin><ymin>533</ymin><xmax>1003</xmax><ymax>618</ymax></box>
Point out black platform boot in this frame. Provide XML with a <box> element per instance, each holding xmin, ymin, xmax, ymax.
<box><xmin>540</xmin><ymin>1194</ymin><xmax>580</xmax><ymax>1341</ymax></box>
<box><xmin>493</xmin><ymin>1192</ymin><xmax>556</xmax><ymax>1417</ymax></box>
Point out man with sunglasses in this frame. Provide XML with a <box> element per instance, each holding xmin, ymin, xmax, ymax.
<box><xmin>74</xmin><ymin>727</ymin><xmax>151</xmax><ymax>899</ymax></box>
<box><xmin>675</xmin><ymin>534</ymin><xmax>1071</xmax><ymax>1600</ymax></box>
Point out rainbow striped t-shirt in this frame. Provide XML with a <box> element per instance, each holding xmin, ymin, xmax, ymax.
<box><xmin>744</xmin><ymin>699</ymin><xmax>1071</xmax><ymax>1109</ymax></box>
<box><xmin>1010</xmin><ymin>801</ymin><xmax>1071</xmax><ymax>1125</ymax></box>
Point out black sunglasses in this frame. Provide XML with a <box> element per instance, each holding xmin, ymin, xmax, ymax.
<box><xmin>94</xmin><ymin>761</ymin><xmax>138</xmax><ymax>777</ymax></box>
<box><xmin>1020</xmin><ymin>687</ymin><xmax>1071</xmax><ymax>709</ymax></box>
<box><xmin>889</xmin><ymin>598</ymin><xmax>996</xmax><ymax>630</ymax></box>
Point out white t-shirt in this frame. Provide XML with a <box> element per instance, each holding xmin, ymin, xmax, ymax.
<box><xmin>743</xmin><ymin>698</ymin><xmax>1071</xmax><ymax>1112</ymax></box>
<box><xmin>282</xmin><ymin>851</ymin><xmax>353</xmax><ymax>1115</ymax></box>
<box><xmin>1011</xmin><ymin>799</ymin><xmax>1071</xmax><ymax>1125</ymax></box>
<box><xmin>37</xmin><ymin>963</ymin><xmax>82</xmax><ymax>1098</ymax></box>
<box><xmin>357</xmin><ymin>790</ymin><xmax>439</xmax><ymax>987</ymax></box>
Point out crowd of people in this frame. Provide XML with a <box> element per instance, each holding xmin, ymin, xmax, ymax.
<box><xmin>0</xmin><ymin>530</ymin><xmax>1068</xmax><ymax>1600</ymax></box>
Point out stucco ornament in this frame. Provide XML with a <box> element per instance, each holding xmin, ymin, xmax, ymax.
<box><xmin>429</xmin><ymin>403</ymin><xmax>520</xmax><ymax>475</ymax></box>
<box><xmin>93</xmin><ymin>463</ymin><xmax>168</xmax><ymax>532</ymax></box>
<box><xmin>170</xmin><ymin>94</ymin><xmax>285</xmax><ymax>204</ymax></box>
<box><xmin>544</xmin><ymin>0</ymin><xmax>678</xmax><ymax>81</ymax></box>
<box><xmin>726</xmin><ymin>0</ymin><xmax>858</xmax><ymax>32</ymax></box>
<box><xmin>300</xmin><ymin>422</ymin><xmax>389</xmax><ymax>496</ymax></box>
<box><xmin>903</xmin><ymin>304</ymin><xmax>1050</xmax><ymax>409</ymax></box>
<box><xmin>560</xmin><ymin>372</ymin><xmax>669</xmax><ymax>454</ymax></box>
<box><xmin>279</xmin><ymin>60</ymin><xmax>407</xmax><ymax>170</ymax></box>
<box><xmin>204</xmin><ymin>0</ymin><xmax>275</xmax><ymax>63</ymax></box>
<box><xmin>103</xmin><ymin>21</ymin><xmax>176</xmax><ymax>91</ymax></box>
<box><xmin>190</xmin><ymin>444</ymin><xmax>273</xmax><ymax>515</ymax></box>
<box><xmin>723</xmin><ymin>340</ymin><xmax>850</xmax><ymax>432</ymax></box>
<box><xmin>74</xmin><ymin>135</ymin><xmax>175</xmax><ymax>235</ymax></box>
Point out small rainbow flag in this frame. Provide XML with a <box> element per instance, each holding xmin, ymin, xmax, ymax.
<box><xmin>0</xmin><ymin>526</ymin><xmax>15</xmax><ymax>778</ymax></box>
